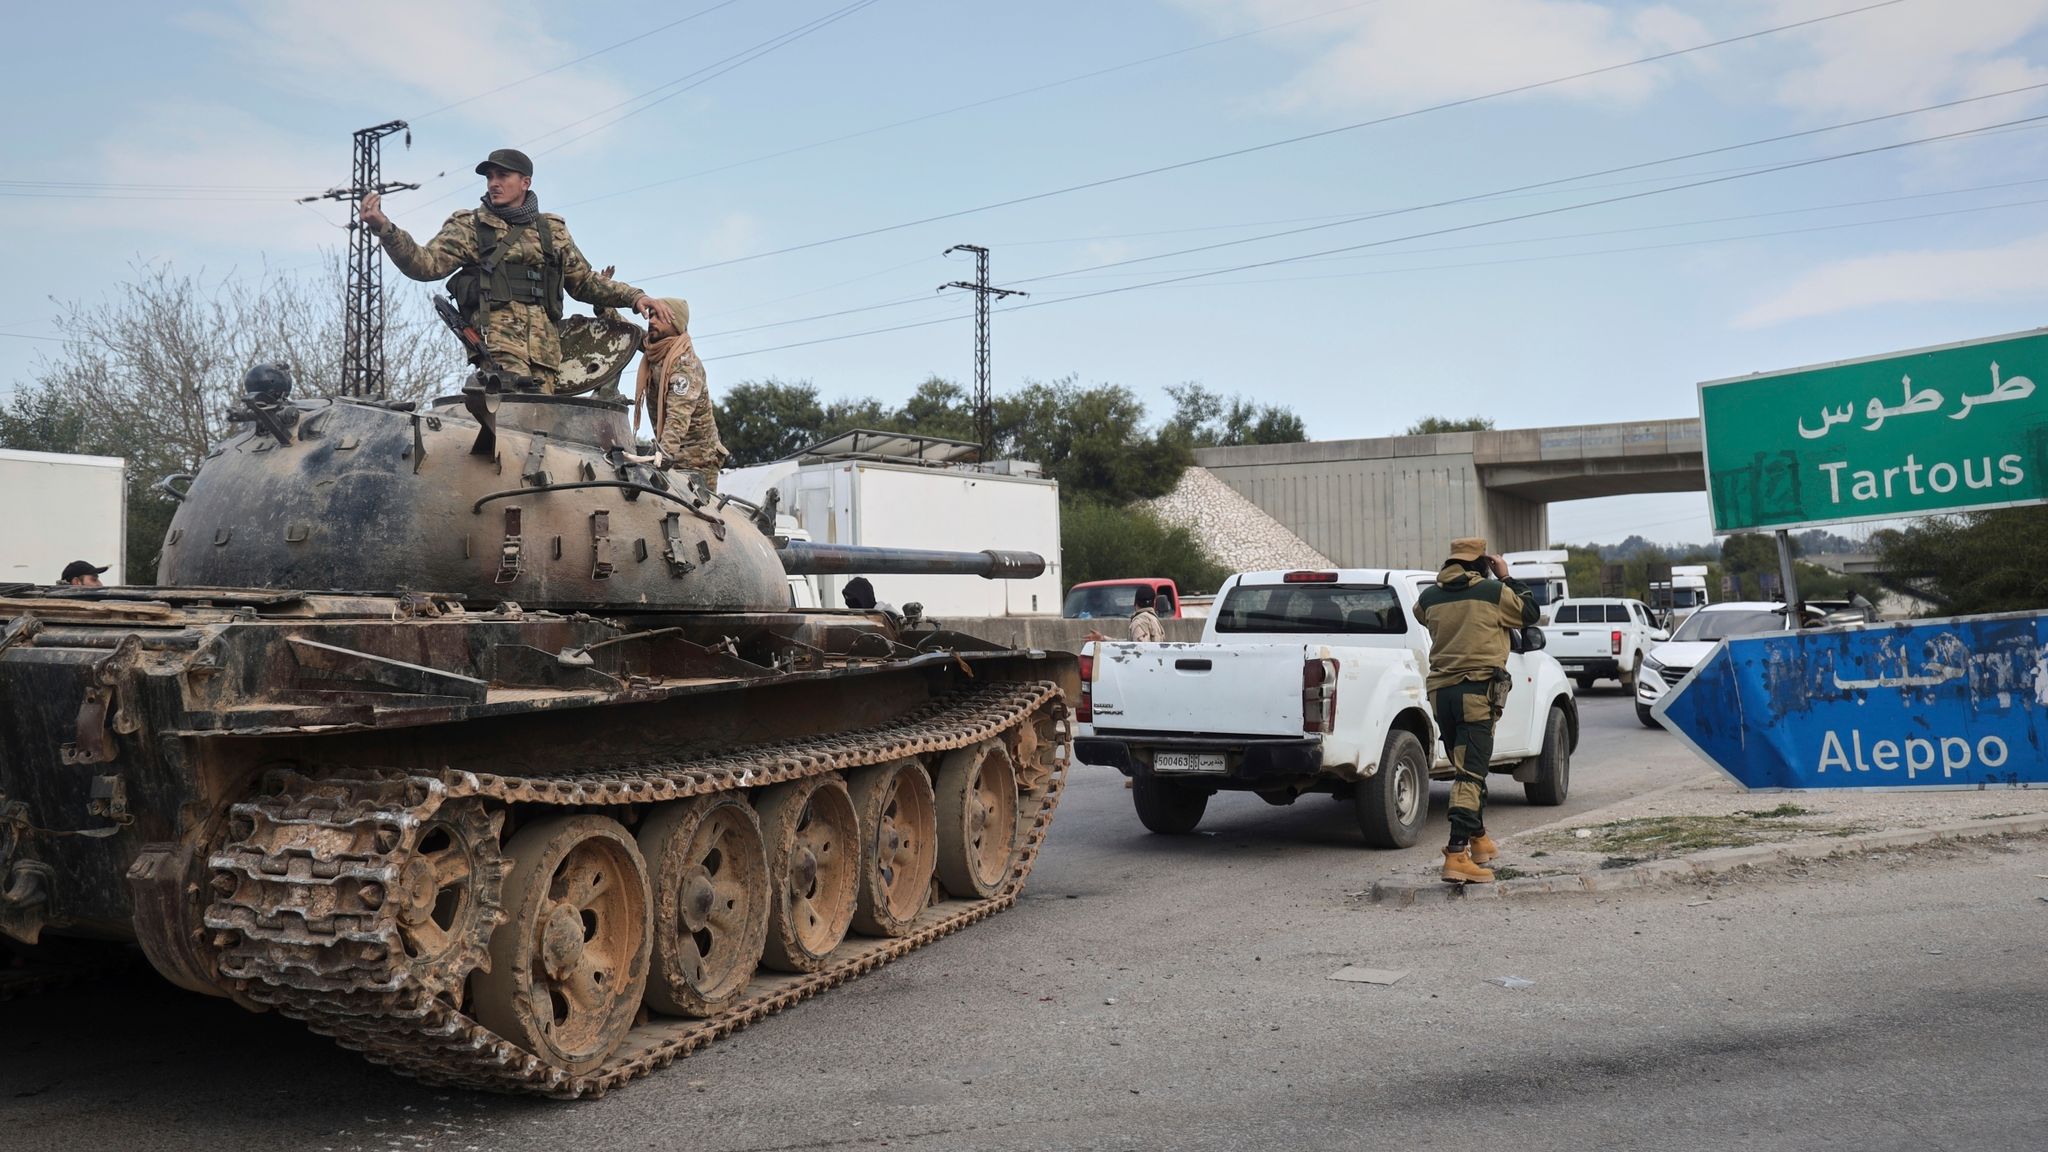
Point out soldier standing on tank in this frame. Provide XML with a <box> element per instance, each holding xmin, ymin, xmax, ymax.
<box><xmin>1413</xmin><ymin>537</ymin><xmax>1538</xmax><ymax>885</ymax></box>
<box><xmin>358</xmin><ymin>148</ymin><xmax>674</xmax><ymax>393</ymax></box>
<box><xmin>633</xmin><ymin>296</ymin><xmax>726</xmax><ymax>492</ymax></box>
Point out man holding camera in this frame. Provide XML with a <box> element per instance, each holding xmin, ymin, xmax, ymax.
<box><xmin>1414</xmin><ymin>537</ymin><xmax>1539</xmax><ymax>884</ymax></box>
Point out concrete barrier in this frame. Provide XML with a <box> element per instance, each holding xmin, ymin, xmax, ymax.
<box><xmin>941</xmin><ymin>616</ymin><xmax>1205</xmax><ymax>652</ymax></box>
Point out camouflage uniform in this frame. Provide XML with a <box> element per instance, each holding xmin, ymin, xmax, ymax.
<box><xmin>1414</xmin><ymin>552</ymin><xmax>1538</xmax><ymax>844</ymax></box>
<box><xmin>372</xmin><ymin>205</ymin><xmax>645</xmax><ymax>391</ymax></box>
<box><xmin>1128</xmin><ymin>607</ymin><xmax>1164</xmax><ymax>642</ymax></box>
<box><xmin>653</xmin><ymin>332</ymin><xmax>725</xmax><ymax>492</ymax></box>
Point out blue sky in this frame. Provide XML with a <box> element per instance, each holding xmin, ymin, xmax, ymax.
<box><xmin>6</xmin><ymin>0</ymin><xmax>2048</xmax><ymax>545</ymax></box>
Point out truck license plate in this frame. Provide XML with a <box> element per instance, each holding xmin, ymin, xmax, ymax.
<box><xmin>1154</xmin><ymin>751</ymin><xmax>1226</xmax><ymax>774</ymax></box>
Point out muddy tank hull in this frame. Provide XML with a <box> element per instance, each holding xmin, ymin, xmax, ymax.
<box><xmin>0</xmin><ymin>588</ymin><xmax>1076</xmax><ymax>1094</ymax></box>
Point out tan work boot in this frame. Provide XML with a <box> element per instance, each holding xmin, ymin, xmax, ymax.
<box><xmin>1469</xmin><ymin>834</ymin><xmax>1500</xmax><ymax>866</ymax></box>
<box><xmin>1441</xmin><ymin>846</ymin><xmax>1496</xmax><ymax>884</ymax></box>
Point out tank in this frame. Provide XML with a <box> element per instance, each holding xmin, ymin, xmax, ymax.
<box><xmin>0</xmin><ymin>379</ymin><xmax>1076</xmax><ymax>1097</ymax></box>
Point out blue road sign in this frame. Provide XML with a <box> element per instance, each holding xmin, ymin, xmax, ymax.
<box><xmin>1654</xmin><ymin>610</ymin><xmax>2048</xmax><ymax>790</ymax></box>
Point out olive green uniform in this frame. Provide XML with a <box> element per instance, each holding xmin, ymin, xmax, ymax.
<box><xmin>1413</xmin><ymin>565</ymin><xmax>1538</xmax><ymax>842</ymax></box>
<box><xmin>654</xmin><ymin>338</ymin><xmax>724</xmax><ymax>492</ymax></box>
<box><xmin>372</xmin><ymin>206</ymin><xmax>646</xmax><ymax>391</ymax></box>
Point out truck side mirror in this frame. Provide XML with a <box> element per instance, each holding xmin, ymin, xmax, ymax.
<box><xmin>1520</xmin><ymin>626</ymin><xmax>1547</xmax><ymax>652</ymax></box>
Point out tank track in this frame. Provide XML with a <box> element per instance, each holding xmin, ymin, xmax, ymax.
<box><xmin>205</xmin><ymin>680</ymin><xmax>1066</xmax><ymax>1098</ymax></box>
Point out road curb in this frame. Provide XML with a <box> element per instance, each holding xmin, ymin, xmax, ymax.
<box><xmin>1367</xmin><ymin>812</ymin><xmax>2048</xmax><ymax>907</ymax></box>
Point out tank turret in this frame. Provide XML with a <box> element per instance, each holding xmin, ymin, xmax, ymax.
<box><xmin>157</xmin><ymin>389</ymin><xmax>1042</xmax><ymax>609</ymax></box>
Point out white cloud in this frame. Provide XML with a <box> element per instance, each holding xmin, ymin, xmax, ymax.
<box><xmin>31</xmin><ymin>102</ymin><xmax>345</xmax><ymax>251</ymax></box>
<box><xmin>188</xmin><ymin>0</ymin><xmax>634</xmax><ymax>145</ymax></box>
<box><xmin>1757</xmin><ymin>0</ymin><xmax>2048</xmax><ymax>120</ymax></box>
<box><xmin>1173</xmin><ymin>0</ymin><xmax>1709</xmax><ymax>110</ymax></box>
<box><xmin>1734</xmin><ymin>230</ymin><xmax>2048</xmax><ymax>326</ymax></box>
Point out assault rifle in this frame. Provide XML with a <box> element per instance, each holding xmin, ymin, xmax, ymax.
<box><xmin>434</xmin><ymin>294</ymin><xmax>511</xmax><ymax>457</ymax></box>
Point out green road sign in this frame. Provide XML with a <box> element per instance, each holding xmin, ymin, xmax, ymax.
<box><xmin>1701</xmin><ymin>329</ymin><xmax>2048</xmax><ymax>534</ymax></box>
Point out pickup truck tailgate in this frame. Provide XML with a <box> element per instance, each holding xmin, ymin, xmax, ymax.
<box><xmin>1090</xmin><ymin>643</ymin><xmax>1308</xmax><ymax>737</ymax></box>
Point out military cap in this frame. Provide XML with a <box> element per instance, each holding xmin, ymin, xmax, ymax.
<box><xmin>475</xmin><ymin>148</ymin><xmax>534</xmax><ymax>178</ymax></box>
<box><xmin>60</xmin><ymin>560</ymin><xmax>108</xmax><ymax>582</ymax></box>
<box><xmin>1447</xmin><ymin>537</ymin><xmax>1487</xmax><ymax>562</ymax></box>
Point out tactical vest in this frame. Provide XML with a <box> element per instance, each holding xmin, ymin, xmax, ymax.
<box><xmin>447</xmin><ymin>211</ymin><xmax>563</xmax><ymax>326</ymax></box>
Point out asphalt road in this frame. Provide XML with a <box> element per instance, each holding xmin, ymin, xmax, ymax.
<box><xmin>6</xmin><ymin>691</ymin><xmax>2042</xmax><ymax>1151</ymax></box>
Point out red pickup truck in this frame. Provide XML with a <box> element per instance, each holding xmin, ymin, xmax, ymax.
<box><xmin>1063</xmin><ymin>578</ymin><xmax>1182</xmax><ymax>620</ymax></box>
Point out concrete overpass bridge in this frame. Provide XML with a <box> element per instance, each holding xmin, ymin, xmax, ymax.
<box><xmin>1193</xmin><ymin>418</ymin><xmax>1704</xmax><ymax>570</ymax></box>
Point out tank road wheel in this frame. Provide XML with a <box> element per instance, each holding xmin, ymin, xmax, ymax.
<box><xmin>847</xmin><ymin>760</ymin><xmax>939</xmax><ymax>937</ymax></box>
<box><xmin>473</xmin><ymin>815</ymin><xmax>652</xmax><ymax>1075</ymax></box>
<box><xmin>637</xmin><ymin>796</ymin><xmax>771</xmax><ymax>1018</ymax></box>
<box><xmin>933</xmin><ymin>741</ymin><xmax>1020</xmax><ymax>899</ymax></box>
<box><xmin>390</xmin><ymin>798</ymin><xmax>508</xmax><ymax>1001</ymax></box>
<box><xmin>759</xmin><ymin>775</ymin><xmax>861</xmax><ymax>973</ymax></box>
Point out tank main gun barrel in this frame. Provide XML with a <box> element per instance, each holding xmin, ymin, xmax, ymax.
<box><xmin>776</xmin><ymin>541</ymin><xmax>1045</xmax><ymax>580</ymax></box>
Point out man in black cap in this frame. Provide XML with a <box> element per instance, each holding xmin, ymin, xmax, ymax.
<box><xmin>59</xmin><ymin>561</ymin><xmax>108</xmax><ymax>587</ymax></box>
<box><xmin>358</xmin><ymin>148</ymin><xmax>673</xmax><ymax>393</ymax></box>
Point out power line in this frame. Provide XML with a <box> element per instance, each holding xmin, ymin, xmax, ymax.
<box><xmin>1072</xmin><ymin>194</ymin><xmax>2048</xmax><ymax>291</ymax></box>
<box><xmin>530</xmin><ymin>0</ymin><xmax>882</xmax><ymax>155</ymax></box>
<box><xmin>408</xmin><ymin>0</ymin><xmax>749</xmax><ymax>121</ymax></box>
<box><xmin>0</xmin><ymin>179</ymin><xmax>311</xmax><ymax>193</ymax></box>
<box><xmin>558</xmin><ymin>0</ymin><xmax>1393</xmax><ymax>211</ymax></box>
<box><xmin>695</xmin><ymin>111</ymin><xmax>2048</xmax><ymax>362</ymax></box>
<box><xmin>1031</xmin><ymin>179</ymin><xmax>2048</xmax><ymax>283</ymax></box>
<box><xmin>990</xmin><ymin>113</ymin><xmax>2048</xmax><ymax>317</ymax></box>
<box><xmin>691</xmin><ymin>90</ymin><xmax>2048</xmax><ymax>339</ymax></box>
<box><xmin>640</xmin><ymin>0</ymin><xmax>1911</xmax><ymax>281</ymax></box>
<box><xmin>407</xmin><ymin>0</ymin><xmax>883</xmax><ymax>215</ymax></box>
<box><xmin>1004</xmin><ymin>79</ymin><xmax>2048</xmax><ymax>289</ymax></box>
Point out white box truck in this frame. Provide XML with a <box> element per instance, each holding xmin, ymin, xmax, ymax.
<box><xmin>724</xmin><ymin>455</ymin><xmax>1062</xmax><ymax>619</ymax></box>
<box><xmin>0</xmin><ymin>448</ymin><xmax>126</xmax><ymax>586</ymax></box>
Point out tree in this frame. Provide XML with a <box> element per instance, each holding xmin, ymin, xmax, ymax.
<box><xmin>891</xmin><ymin>376</ymin><xmax>978</xmax><ymax>442</ymax></box>
<box><xmin>1875</xmin><ymin>507</ymin><xmax>2048</xmax><ymax>613</ymax></box>
<box><xmin>1405</xmin><ymin>415</ymin><xmax>1495</xmax><ymax>434</ymax></box>
<box><xmin>6</xmin><ymin>257</ymin><xmax>463</xmax><ymax>582</ymax></box>
<box><xmin>1002</xmin><ymin>377</ymin><xmax>1191</xmax><ymax>503</ymax></box>
<box><xmin>1720</xmin><ymin>533</ymin><xmax>1787</xmax><ymax>599</ymax></box>
<box><xmin>1163</xmin><ymin>382</ymin><xmax>1306</xmax><ymax>448</ymax></box>
<box><xmin>715</xmin><ymin>378</ymin><xmax>825</xmax><ymax>465</ymax></box>
<box><xmin>1060</xmin><ymin>497</ymin><xmax>1229</xmax><ymax>592</ymax></box>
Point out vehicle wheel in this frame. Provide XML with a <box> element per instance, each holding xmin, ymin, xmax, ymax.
<box><xmin>1574</xmin><ymin>674</ymin><xmax>1596</xmax><ymax>692</ymax></box>
<box><xmin>636</xmin><ymin>795</ymin><xmax>770</xmax><ymax>1018</ymax></box>
<box><xmin>1524</xmin><ymin>708</ymin><xmax>1571</xmax><ymax>806</ymax></box>
<box><xmin>846</xmin><ymin>759</ymin><xmax>938</xmax><ymax>937</ymax></box>
<box><xmin>1357</xmin><ymin>729</ymin><xmax>1428</xmax><ymax>848</ymax></box>
<box><xmin>933</xmin><ymin>741</ymin><xmax>1020</xmax><ymax>898</ymax></box>
<box><xmin>1132</xmin><ymin>775</ymin><xmax>1207</xmax><ymax>835</ymax></box>
<box><xmin>1636</xmin><ymin>700</ymin><xmax>1662</xmax><ymax>730</ymax></box>
<box><xmin>759</xmin><ymin>774</ymin><xmax>861</xmax><ymax>973</ymax></box>
<box><xmin>1622</xmin><ymin>653</ymin><xmax>1643</xmax><ymax>691</ymax></box>
<box><xmin>473</xmin><ymin>814</ymin><xmax>652</xmax><ymax>1074</ymax></box>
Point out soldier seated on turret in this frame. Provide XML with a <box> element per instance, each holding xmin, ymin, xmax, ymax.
<box><xmin>632</xmin><ymin>297</ymin><xmax>728</xmax><ymax>493</ymax></box>
<box><xmin>359</xmin><ymin>148</ymin><xmax>673</xmax><ymax>394</ymax></box>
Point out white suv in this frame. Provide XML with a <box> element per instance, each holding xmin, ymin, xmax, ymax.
<box><xmin>1634</xmin><ymin>601</ymin><xmax>1823</xmax><ymax>728</ymax></box>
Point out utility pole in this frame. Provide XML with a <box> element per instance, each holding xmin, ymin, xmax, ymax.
<box><xmin>939</xmin><ymin>244</ymin><xmax>1025</xmax><ymax>461</ymax></box>
<box><xmin>301</xmin><ymin>121</ymin><xmax>418</xmax><ymax>398</ymax></box>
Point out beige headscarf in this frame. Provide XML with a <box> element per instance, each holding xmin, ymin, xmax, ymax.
<box><xmin>633</xmin><ymin>297</ymin><xmax>696</xmax><ymax>435</ymax></box>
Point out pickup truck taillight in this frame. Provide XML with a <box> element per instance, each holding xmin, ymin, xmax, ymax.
<box><xmin>1078</xmin><ymin>651</ymin><xmax>1094</xmax><ymax>724</ymax></box>
<box><xmin>1302</xmin><ymin>657</ymin><xmax>1339</xmax><ymax>734</ymax></box>
<box><xmin>1611</xmin><ymin>630</ymin><xmax>1623</xmax><ymax>656</ymax></box>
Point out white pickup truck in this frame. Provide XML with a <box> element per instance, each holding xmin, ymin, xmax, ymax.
<box><xmin>1541</xmin><ymin>596</ymin><xmax>1668</xmax><ymax>691</ymax></box>
<box><xmin>1075</xmin><ymin>568</ymin><xmax>1579</xmax><ymax>848</ymax></box>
